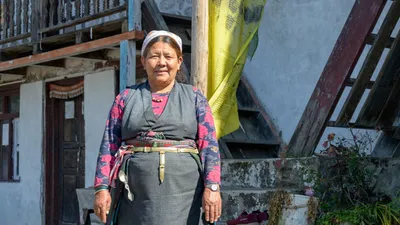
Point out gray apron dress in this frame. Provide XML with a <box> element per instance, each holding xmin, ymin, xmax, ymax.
<box><xmin>115</xmin><ymin>81</ymin><xmax>204</xmax><ymax>225</ymax></box>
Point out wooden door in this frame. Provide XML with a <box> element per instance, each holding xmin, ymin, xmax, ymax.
<box><xmin>46</xmin><ymin>78</ymin><xmax>85</xmax><ymax>225</ymax></box>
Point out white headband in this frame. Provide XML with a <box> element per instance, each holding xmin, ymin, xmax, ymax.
<box><xmin>141</xmin><ymin>30</ymin><xmax>183</xmax><ymax>56</ymax></box>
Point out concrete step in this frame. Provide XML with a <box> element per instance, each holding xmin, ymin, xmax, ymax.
<box><xmin>221</xmin><ymin>157</ymin><xmax>319</xmax><ymax>189</ymax></box>
<box><xmin>219</xmin><ymin>188</ymin><xmax>298</xmax><ymax>222</ymax></box>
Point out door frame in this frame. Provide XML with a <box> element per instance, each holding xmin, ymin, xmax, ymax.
<box><xmin>44</xmin><ymin>77</ymin><xmax>84</xmax><ymax>225</ymax></box>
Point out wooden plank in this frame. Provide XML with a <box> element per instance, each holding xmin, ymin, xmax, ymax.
<box><xmin>366</xmin><ymin>34</ymin><xmax>395</xmax><ymax>48</ymax></box>
<box><xmin>2</xmin><ymin>0</ymin><xmax>8</xmax><ymax>40</ymax></box>
<box><xmin>66</xmin><ymin>0</ymin><xmax>72</xmax><ymax>21</ymax></box>
<box><xmin>9</xmin><ymin>0</ymin><xmax>14</xmax><ymax>37</ymax></box>
<box><xmin>40</xmin><ymin>5</ymin><xmax>126</xmax><ymax>33</ymax></box>
<box><xmin>336</xmin><ymin>0</ymin><xmax>400</xmax><ymax>126</ymax></box>
<box><xmin>75</xmin><ymin>31</ymin><xmax>90</xmax><ymax>44</ymax></box>
<box><xmin>229</xmin><ymin>125</ymin><xmax>249</xmax><ymax>140</ymax></box>
<box><xmin>325</xmin><ymin>121</ymin><xmax>383</xmax><ymax>130</ymax></box>
<box><xmin>0</xmin><ymin>1</ymin><xmax>2</xmax><ymax>40</ymax></box>
<box><xmin>0</xmin><ymin>30</ymin><xmax>143</xmax><ymax>72</ymax></box>
<box><xmin>83</xmin><ymin>0</ymin><xmax>89</xmax><ymax>17</ymax></box>
<box><xmin>94</xmin><ymin>0</ymin><xmax>99</xmax><ymax>13</ymax></box>
<box><xmin>49</xmin><ymin>0</ymin><xmax>57</xmax><ymax>26</ymax></box>
<box><xmin>16</xmin><ymin>0</ymin><xmax>22</xmax><ymax>35</ymax></box>
<box><xmin>287</xmin><ymin>0</ymin><xmax>386</xmax><ymax>157</ymax></box>
<box><xmin>104</xmin><ymin>0</ymin><xmax>109</xmax><ymax>10</ymax></box>
<box><xmin>356</xmin><ymin>30</ymin><xmax>400</xmax><ymax>127</ymax></box>
<box><xmin>31</xmin><ymin>0</ymin><xmax>41</xmax><ymax>54</ymax></box>
<box><xmin>75</xmin><ymin>0</ymin><xmax>81</xmax><ymax>19</ymax></box>
<box><xmin>41</xmin><ymin>0</ymin><xmax>49</xmax><ymax>30</ymax></box>
<box><xmin>119</xmin><ymin>0</ymin><xmax>138</xmax><ymax>91</ymax></box>
<box><xmin>190</xmin><ymin>0</ymin><xmax>209</xmax><ymax>95</ymax></box>
<box><xmin>218</xmin><ymin>139</ymin><xmax>233</xmax><ymax>159</ymax></box>
<box><xmin>346</xmin><ymin>78</ymin><xmax>374</xmax><ymax>89</ymax></box>
<box><xmin>57</xmin><ymin>0</ymin><xmax>63</xmax><ymax>25</ymax></box>
<box><xmin>0</xmin><ymin>33</ymin><xmax>30</xmax><ymax>45</ymax></box>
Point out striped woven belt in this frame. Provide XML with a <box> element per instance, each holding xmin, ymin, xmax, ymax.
<box><xmin>123</xmin><ymin>146</ymin><xmax>199</xmax><ymax>184</ymax></box>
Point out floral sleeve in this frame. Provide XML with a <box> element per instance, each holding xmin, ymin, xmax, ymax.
<box><xmin>194</xmin><ymin>87</ymin><xmax>221</xmax><ymax>186</ymax></box>
<box><xmin>94</xmin><ymin>89</ymin><xmax>129</xmax><ymax>191</ymax></box>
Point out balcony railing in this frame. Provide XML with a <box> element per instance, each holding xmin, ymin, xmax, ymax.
<box><xmin>0</xmin><ymin>0</ymin><xmax>126</xmax><ymax>46</ymax></box>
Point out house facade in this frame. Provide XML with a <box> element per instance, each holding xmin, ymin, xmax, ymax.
<box><xmin>0</xmin><ymin>0</ymin><xmax>399</xmax><ymax>224</ymax></box>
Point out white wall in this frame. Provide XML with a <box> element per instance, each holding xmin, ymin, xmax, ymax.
<box><xmin>243</xmin><ymin>0</ymin><xmax>400</xmax><ymax>152</ymax></box>
<box><xmin>84</xmin><ymin>70</ymin><xmax>117</xmax><ymax>187</ymax></box>
<box><xmin>0</xmin><ymin>81</ymin><xmax>44</xmax><ymax>225</ymax></box>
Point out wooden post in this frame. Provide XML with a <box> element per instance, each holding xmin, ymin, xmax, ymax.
<box><xmin>190</xmin><ymin>0</ymin><xmax>209</xmax><ymax>96</ymax></box>
<box><xmin>120</xmin><ymin>0</ymin><xmax>142</xmax><ymax>91</ymax></box>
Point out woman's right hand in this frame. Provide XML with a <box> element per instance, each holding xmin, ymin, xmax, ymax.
<box><xmin>94</xmin><ymin>190</ymin><xmax>112</xmax><ymax>223</ymax></box>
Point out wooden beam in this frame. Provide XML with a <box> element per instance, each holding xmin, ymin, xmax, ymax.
<box><xmin>366</xmin><ymin>34</ymin><xmax>396</xmax><ymax>48</ymax></box>
<box><xmin>356</xmin><ymin>30</ymin><xmax>400</xmax><ymax>127</ymax></box>
<box><xmin>287</xmin><ymin>0</ymin><xmax>386</xmax><ymax>157</ymax></box>
<box><xmin>0</xmin><ymin>73</ymin><xmax>25</xmax><ymax>77</ymax></box>
<box><xmin>0</xmin><ymin>30</ymin><xmax>144</xmax><ymax>72</ymax></box>
<box><xmin>325</xmin><ymin>121</ymin><xmax>384</xmax><ymax>130</ymax></box>
<box><xmin>346</xmin><ymin>78</ymin><xmax>374</xmax><ymax>89</ymax></box>
<box><xmin>190</xmin><ymin>0</ymin><xmax>209</xmax><ymax>95</ymax></box>
<box><xmin>120</xmin><ymin>0</ymin><xmax>141</xmax><ymax>91</ymax></box>
<box><xmin>66</xmin><ymin>56</ymin><xmax>107</xmax><ymax>63</ymax></box>
<box><xmin>336</xmin><ymin>1</ymin><xmax>400</xmax><ymax>126</ymax></box>
<box><xmin>40</xmin><ymin>5</ymin><xmax>127</xmax><ymax>33</ymax></box>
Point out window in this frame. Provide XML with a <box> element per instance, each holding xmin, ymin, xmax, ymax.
<box><xmin>0</xmin><ymin>85</ymin><xmax>20</xmax><ymax>181</ymax></box>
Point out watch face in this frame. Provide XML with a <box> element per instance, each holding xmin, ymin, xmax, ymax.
<box><xmin>211</xmin><ymin>184</ymin><xmax>218</xmax><ymax>191</ymax></box>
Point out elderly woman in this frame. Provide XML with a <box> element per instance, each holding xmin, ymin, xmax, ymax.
<box><xmin>93</xmin><ymin>30</ymin><xmax>222</xmax><ymax>225</ymax></box>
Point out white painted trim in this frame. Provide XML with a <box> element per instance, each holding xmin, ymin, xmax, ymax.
<box><xmin>0</xmin><ymin>79</ymin><xmax>26</xmax><ymax>86</ymax></box>
<box><xmin>44</xmin><ymin>67</ymin><xmax>116</xmax><ymax>83</ymax></box>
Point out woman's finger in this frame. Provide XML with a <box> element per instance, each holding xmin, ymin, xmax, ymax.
<box><xmin>218</xmin><ymin>198</ymin><xmax>222</xmax><ymax>217</ymax></box>
<box><xmin>97</xmin><ymin>206</ymin><xmax>106</xmax><ymax>223</ymax></box>
<box><xmin>216</xmin><ymin>199</ymin><xmax>221</xmax><ymax>219</ymax></box>
<box><xmin>205</xmin><ymin>205</ymin><xmax>211</xmax><ymax>222</ymax></box>
<box><xmin>209</xmin><ymin>204</ymin><xmax>215</xmax><ymax>222</ymax></box>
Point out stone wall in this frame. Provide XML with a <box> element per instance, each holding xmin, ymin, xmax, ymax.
<box><xmin>220</xmin><ymin>157</ymin><xmax>400</xmax><ymax>222</ymax></box>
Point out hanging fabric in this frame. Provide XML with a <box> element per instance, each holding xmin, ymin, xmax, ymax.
<box><xmin>49</xmin><ymin>80</ymin><xmax>84</xmax><ymax>99</ymax></box>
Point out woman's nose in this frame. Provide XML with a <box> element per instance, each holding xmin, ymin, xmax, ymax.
<box><xmin>158</xmin><ymin>56</ymin><xmax>166</xmax><ymax>66</ymax></box>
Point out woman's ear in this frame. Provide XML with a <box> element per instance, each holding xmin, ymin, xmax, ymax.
<box><xmin>140</xmin><ymin>56</ymin><xmax>145</xmax><ymax>68</ymax></box>
<box><xmin>177</xmin><ymin>56</ymin><xmax>183</xmax><ymax>70</ymax></box>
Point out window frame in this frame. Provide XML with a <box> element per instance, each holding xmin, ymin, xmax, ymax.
<box><xmin>0</xmin><ymin>84</ymin><xmax>20</xmax><ymax>182</ymax></box>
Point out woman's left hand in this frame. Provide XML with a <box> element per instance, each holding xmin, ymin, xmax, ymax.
<box><xmin>202</xmin><ymin>187</ymin><xmax>222</xmax><ymax>223</ymax></box>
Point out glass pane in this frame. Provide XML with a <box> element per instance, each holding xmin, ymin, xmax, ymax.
<box><xmin>9</xmin><ymin>95</ymin><xmax>20</xmax><ymax>113</ymax></box>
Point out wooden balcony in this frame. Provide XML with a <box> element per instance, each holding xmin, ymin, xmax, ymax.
<box><xmin>0</xmin><ymin>0</ymin><xmax>127</xmax><ymax>59</ymax></box>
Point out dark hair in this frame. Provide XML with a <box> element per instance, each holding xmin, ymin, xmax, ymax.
<box><xmin>142</xmin><ymin>35</ymin><xmax>183</xmax><ymax>58</ymax></box>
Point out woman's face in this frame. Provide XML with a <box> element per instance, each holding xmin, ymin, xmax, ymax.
<box><xmin>141</xmin><ymin>41</ymin><xmax>183</xmax><ymax>87</ymax></box>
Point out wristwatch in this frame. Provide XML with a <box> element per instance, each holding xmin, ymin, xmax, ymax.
<box><xmin>206</xmin><ymin>184</ymin><xmax>220</xmax><ymax>192</ymax></box>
